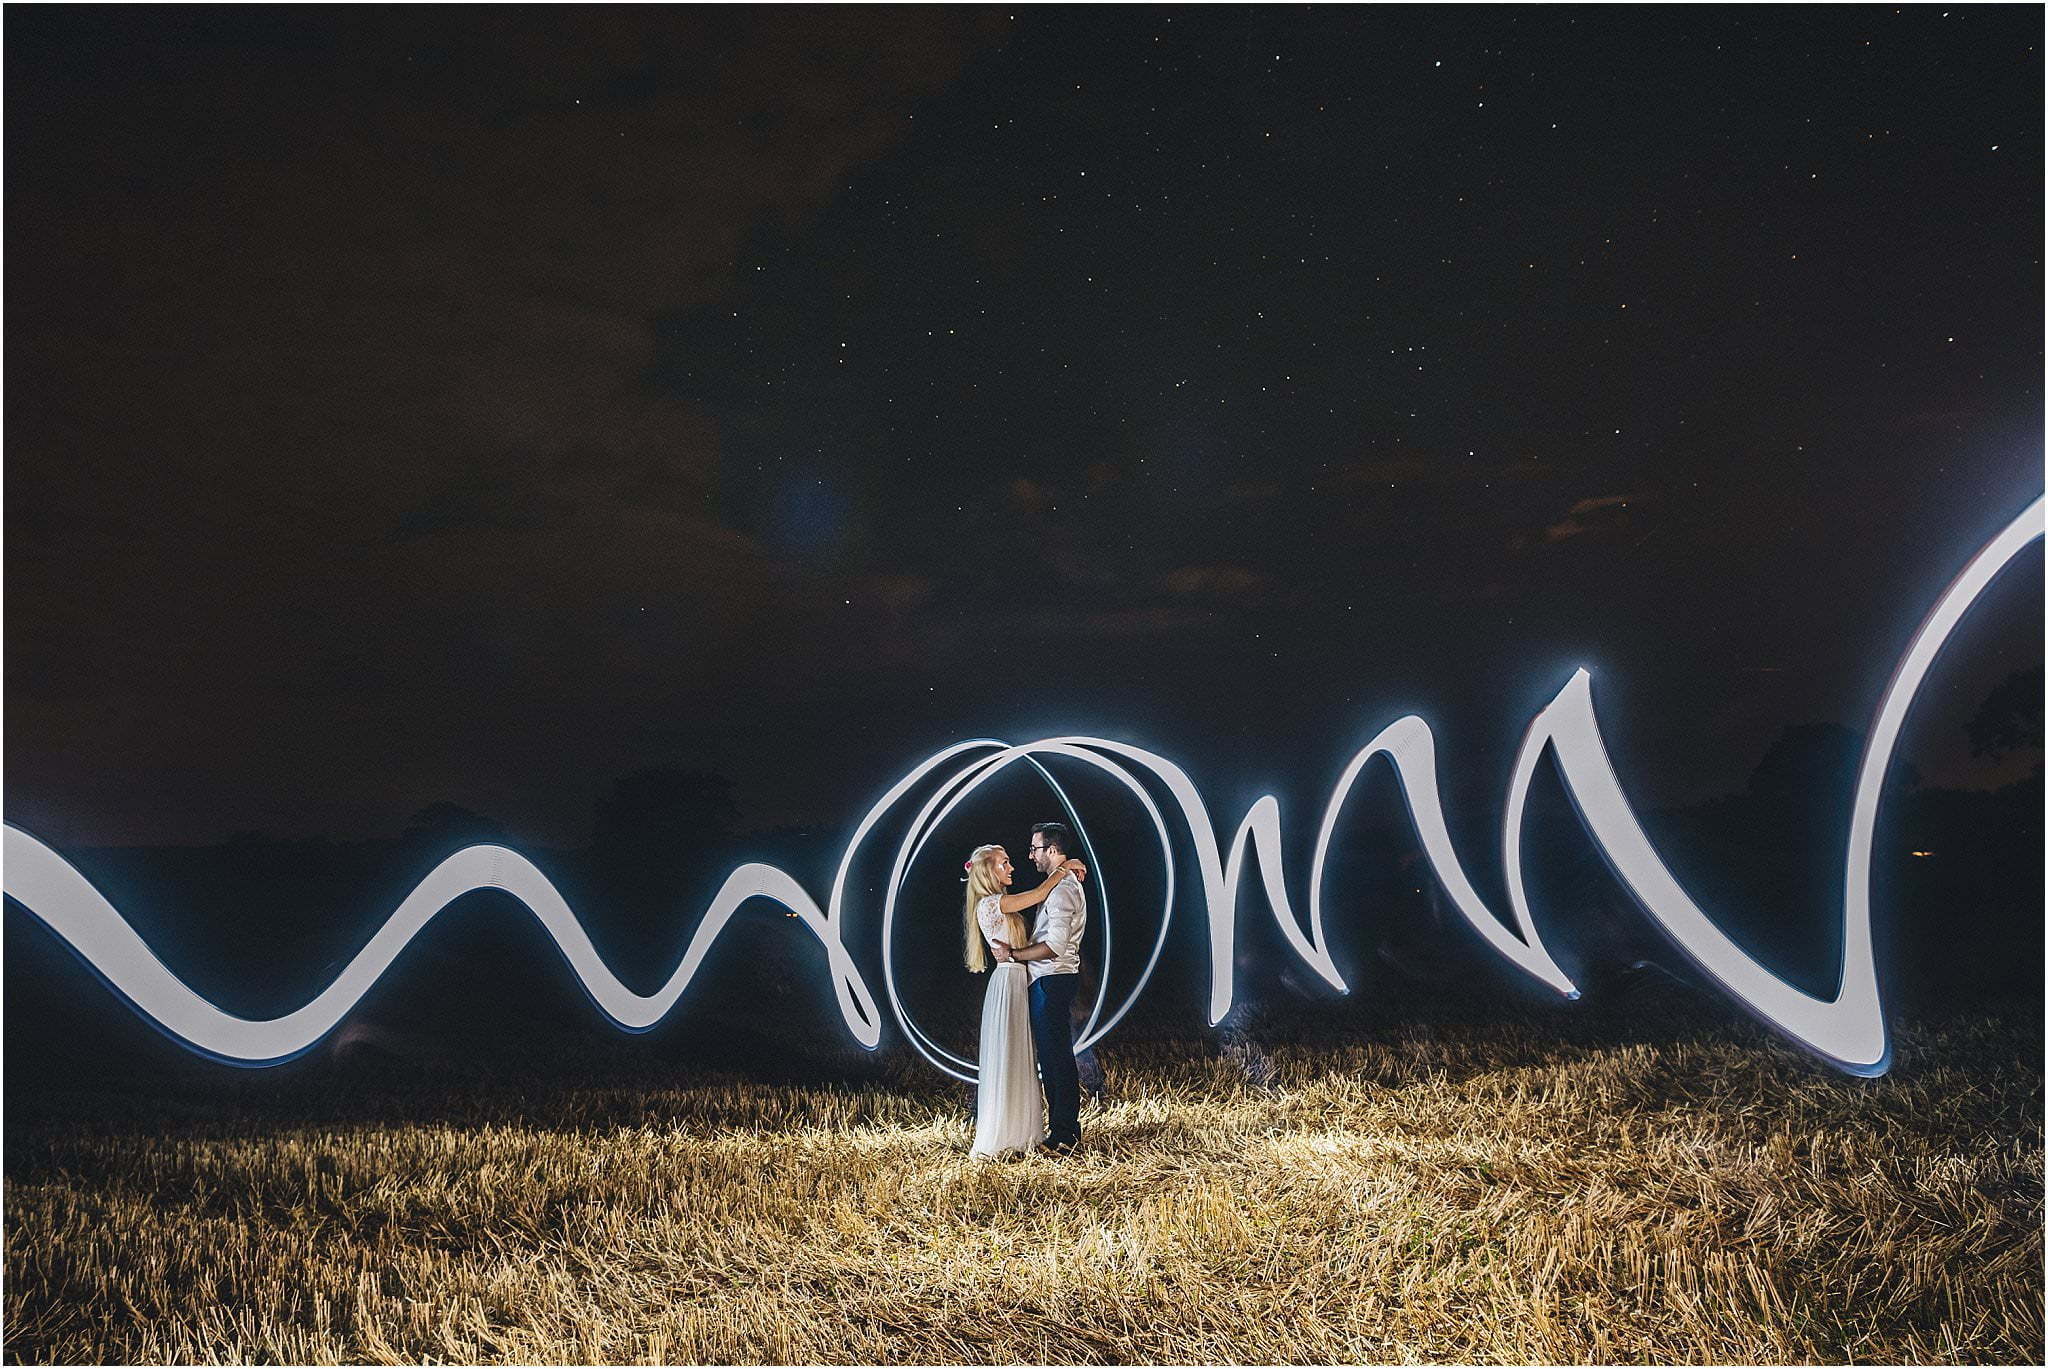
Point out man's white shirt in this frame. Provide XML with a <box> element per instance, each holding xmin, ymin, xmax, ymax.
<box><xmin>1028</xmin><ymin>873</ymin><xmax>1085</xmax><ymax>980</ymax></box>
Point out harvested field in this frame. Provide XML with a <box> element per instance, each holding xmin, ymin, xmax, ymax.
<box><xmin>5</xmin><ymin>1011</ymin><xmax>2041</xmax><ymax>1364</ymax></box>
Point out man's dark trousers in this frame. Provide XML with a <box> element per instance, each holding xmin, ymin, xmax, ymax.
<box><xmin>1029</xmin><ymin>973</ymin><xmax>1082</xmax><ymax>1147</ymax></box>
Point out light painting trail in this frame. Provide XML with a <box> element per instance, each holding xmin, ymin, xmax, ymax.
<box><xmin>4</xmin><ymin>496</ymin><xmax>2041</xmax><ymax>1077</ymax></box>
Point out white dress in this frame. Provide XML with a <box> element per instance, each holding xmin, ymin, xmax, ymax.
<box><xmin>969</xmin><ymin>894</ymin><xmax>1043</xmax><ymax>1158</ymax></box>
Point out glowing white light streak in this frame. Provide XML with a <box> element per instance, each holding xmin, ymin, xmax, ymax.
<box><xmin>0</xmin><ymin>835</ymin><xmax>880</xmax><ymax>1064</ymax></box>
<box><xmin>1314</xmin><ymin>714</ymin><xmax>1580</xmax><ymax>1003</ymax></box>
<box><xmin>880</xmin><ymin>739</ymin><xmax>1178</xmax><ymax>1081</ymax></box>
<box><xmin>2</xmin><ymin>496</ymin><xmax>2039</xmax><ymax>1077</ymax></box>
<box><xmin>1521</xmin><ymin>495</ymin><xmax>2045</xmax><ymax>1074</ymax></box>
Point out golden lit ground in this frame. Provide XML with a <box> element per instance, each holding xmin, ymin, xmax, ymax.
<box><xmin>5</xmin><ymin>1012</ymin><xmax>2041</xmax><ymax>1365</ymax></box>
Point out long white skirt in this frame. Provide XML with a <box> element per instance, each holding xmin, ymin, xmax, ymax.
<box><xmin>969</xmin><ymin>963</ymin><xmax>1042</xmax><ymax>1158</ymax></box>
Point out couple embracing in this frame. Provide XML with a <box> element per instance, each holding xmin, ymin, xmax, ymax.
<box><xmin>961</xmin><ymin>823</ymin><xmax>1088</xmax><ymax>1159</ymax></box>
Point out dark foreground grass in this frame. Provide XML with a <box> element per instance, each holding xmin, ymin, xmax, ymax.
<box><xmin>5</xmin><ymin>1009</ymin><xmax>2041</xmax><ymax>1364</ymax></box>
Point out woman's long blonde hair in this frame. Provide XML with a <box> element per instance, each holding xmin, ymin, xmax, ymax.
<box><xmin>963</xmin><ymin>844</ymin><xmax>1027</xmax><ymax>972</ymax></box>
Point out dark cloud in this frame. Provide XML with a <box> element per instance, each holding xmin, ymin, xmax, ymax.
<box><xmin>1007</xmin><ymin>478</ymin><xmax>1057</xmax><ymax>515</ymax></box>
<box><xmin>1509</xmin><ymin>493</ymin><xmax>1650</xmax><ymax>551</ymax></box>
<box><xmin>7</xmin><ymin>7</ymin><xmax>2037</xmax><ymax>847</ymax></box>
<box><xmin>6</xmin><ymin>9</ymin><xmax>1000</xmax><ymax>843</ymax></box>
<box><xmin>1032</xmin><ymin>605</ymin><xmax>1215</xmax><ymax>639</ymax></box>
<box><xmin>1158</xmin><ymin>563</ymin><xmax>1276</xmax><ymax>601</ymax></box>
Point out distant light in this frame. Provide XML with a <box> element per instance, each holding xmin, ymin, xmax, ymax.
<box><xmin>1910</xmin><ymin>851</ymin><xmax>1935</xmax><ymax>858</ymax></box>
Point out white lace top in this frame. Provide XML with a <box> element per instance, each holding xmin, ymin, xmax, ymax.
<box><xmin>976</xmin><ymin>895</ymin><xmax>1024</xmax><ymax>965</ymax></box>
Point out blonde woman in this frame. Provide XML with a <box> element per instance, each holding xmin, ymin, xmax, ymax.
<box><xmin>963</xmin><ymin>843</ymin><xmax>1085</xmax><ymax>1158</ymax></box>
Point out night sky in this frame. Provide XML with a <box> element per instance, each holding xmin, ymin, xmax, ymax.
<box><xmin>7</xmin><ymin>6</ymin><xmax>2041</xmax><ymax>850</ymax></box>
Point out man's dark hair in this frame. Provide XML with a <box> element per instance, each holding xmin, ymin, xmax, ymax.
<box><xmin>1032</xmin><ymin>822</ymin><xmax>1076</xmax><ymax>859</ymax></box>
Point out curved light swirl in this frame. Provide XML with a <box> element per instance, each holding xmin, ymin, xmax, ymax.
<box><xmin>1524</xmin><ymin>495</ymin><xmax>2046</xmax><ymax>1073</ymax></box>
<box><xmin>0</xmin><ymin>737</ymin><xmax>1034</xmax><ymax>1065</ymax></box>
<box><xmin>0</xmin><ymin>836</ymin><xmax>882</xmax><ymax>1065</ymax></box>
<box><xmin>3</xmin><ymin>496</ymin><xmax>2039</xmax><ymax>1075</ymax></box>
<box><xmin>879</xmin><ymin>739</ymin><xmax>1178</xmax><ymax>1082</ymax></box>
